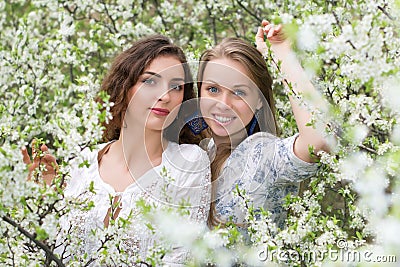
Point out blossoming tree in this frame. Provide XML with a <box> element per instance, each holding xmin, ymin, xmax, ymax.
<box><xmin>0</xmin><ymin>0</ymin><xmax>399</xmax><ymax>266</ymax></box>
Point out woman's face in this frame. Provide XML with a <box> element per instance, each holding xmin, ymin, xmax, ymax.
<box><xmin>200</xmin><ymin>58</ymin><xmax>262</xmax><ymax>140</ymax></box>
<box><xmin>126</xmin><ymin>55</ymin><xmax>185</xmax><ymax>132</ymax></box>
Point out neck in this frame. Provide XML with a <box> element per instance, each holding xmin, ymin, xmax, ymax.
<box><xmin>212</xmin><ymin>129</ymin><xmax>247</xmax><ymax>148</ymax></box>
<box><xmin>120</xmin><ymin>126</ymin><xmax>167</xmax><ymax>168</ymax></box>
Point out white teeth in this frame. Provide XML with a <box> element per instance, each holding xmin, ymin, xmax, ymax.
<box><xmin>214</xmin><ymin>115</ymin><xmax>234</xmax><ymax>123</ymax></box>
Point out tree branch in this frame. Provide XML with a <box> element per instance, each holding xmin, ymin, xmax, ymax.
<box><xmin>378</xmin><ymin>5</ymin><xmax>394</xmax><ymax>20</ymax></box>
<box><xmin>100</xmin><ymin>0</ymin><xmax>118</xmax><ymax>34</ymax></box>
<box><xmin>203</xmin><ymin>0</ymin><xmax>218</xmax><ymax>45</ymax></box>
<box><xmin>2</xmin><ymin>215</ymin><xmax>65</xmax><ymax>267</ymax></box>
<box><xmin>236</xmin><ymin>0</ymin><xmax>260</xmax><ymax>22</ymax></box>
<box><xmin>153</xmin><ymin>0</ymin><xmax>168</xmax><ymax>30</ymax></box>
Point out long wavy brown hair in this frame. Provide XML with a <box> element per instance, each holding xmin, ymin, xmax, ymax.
<box><xmin>98</xmin><ymin>34</ymin><xmax>198</xmax><ymax>144</ymax></box>
<box><xmin>198</xmin><ymin>37</ymin><xmax>280</xmax><ymax>227</ymax></box>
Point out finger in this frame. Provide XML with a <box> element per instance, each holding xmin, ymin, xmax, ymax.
<box><xmin>272</xmin><ymin>26</ymin><xmax>283</xmax><ymax>38</ymax></box>
<box><xmin>255</xmin><ymin>27</ymin><xmax>268</xmax><ymax>54</ymax></box>
<box><xmin>261</xmin><ymin>20</ymin><xmax>269</xmax><ymax>27</ymax></box>
<box><xmin>267</xmin><ymin>26</ymin><xmax>275</xmax><ymax>38</ymax></box>
<box><xmin>43</xmin><ymin>154</ymin><xmax>56</xmax><ymax>163</ymax></box>
<box><xmin>43</xmin><ymin>154</ymin><xmax>58</xmax><ymax>169</ymax></box>
<box><xmin>41</xmin><ymin>144</ymin><xmax>49</xmax><ymax>153</ymax></box>
<box><xmin>268</xmin><ymin>24</ymin><xmax>281</xmax><ymax>38</ymax></box>
<box><xmin>263</xmin><ymin>24</ymin><xmax>273</xmax><ymax>32</ymax></box>
<box><xmin>255</xmin><ymin>27</ymin><xmax>264</xmax><ymax>43</ymax></box>
<box><xmin>43</xmin><ymin>176</ymin><xmax>54</xmax><ymax>186</ymax></box>
<box><xmin>21</xmin><ymin>147</ymin><xmax>32</xmax><ymax>165</ymax></box>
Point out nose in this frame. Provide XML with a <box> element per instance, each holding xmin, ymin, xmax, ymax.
<box><xmin>158</xmin><ymin>88</ymin><xmax>171</xmax><ymax>103</ymax></box>
<box><xmin>215</xmin><ymin>92</ymin><xmax>233</xmax><ymax>110</ymax></box>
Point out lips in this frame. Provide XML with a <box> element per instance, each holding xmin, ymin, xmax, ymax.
<box><xmin>212</xmin><ymin>114</ymin><xmax>236</xmax><ymax>125</ymax></box>
<box><xmin>150</xmin><ymin>108</ymin><xmax>170</xmax><ymax>116</ymax></box>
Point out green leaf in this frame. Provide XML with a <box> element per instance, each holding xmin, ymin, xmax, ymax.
<box><xmin>35</xmin><ymin>227</ymin><xmax>49</xmax><ymax>241</ymax></box>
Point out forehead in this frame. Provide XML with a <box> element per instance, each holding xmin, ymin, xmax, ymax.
<box><xmin>145</xmin><ymin>55</ymin><xmax>185</xmax><ymax>78</ymax></box>
<box><xmin>201</xmin><ymin>58</ymin><xmax>255</xmax><ymax>89</ymax></box>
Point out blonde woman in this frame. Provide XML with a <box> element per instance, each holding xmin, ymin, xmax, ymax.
<box><xmin>198</xmin><ymin>21</ymin><xmax>329</xmax><ymax>229</ymax></box>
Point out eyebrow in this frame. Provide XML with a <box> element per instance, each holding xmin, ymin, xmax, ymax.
<box><xmin>171</xmin><ymin>77</ymin><xmax>185</xmax><ymax>82</ymax></box>
<box><xmin>204</xmin><ymin>79</ymin><xmax>251</xmax><ymax>89</ymax></box>
<box><xmin>143</xmin><ymin>71</ymin><xmax>162</xmax><ymax>78</ymax></box>
<box><xmin>143</xmin><ymin>71</ymin><xmax>185</xmax><ymax>82</ymax></box>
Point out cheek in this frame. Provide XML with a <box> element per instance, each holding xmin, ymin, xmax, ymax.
<box><xmin>127</xmin><ymin>85</ymin><xmax>153</xmax><ymax>106</ymax></box>
<box><xmin>127</xmin><ymin>88</ymin><xmax>141</xmax><ymax>112</ymax></box>
<box><xmin>199</xmin><ymin>98</ymin><xmax>213</xmax><ymax>116</ymax></box>
<box><xmin>168</xmin><ymin>92</ymin><xmax>184</xmax><ymax>115</ymax></box>
<box><xmin>164</xmin><ymin>93</ymin><xmax>184</xmax><ymax>126</ymax></box>
<box><xmin>235</xmin><ymin>101</ymin><xmax>255</xmax><ymax>121</ymax></box>
<box><xmin>172</xmin><ymin>91</ymin><xmax>184</xmax><ymax>105</ymax></box>
<box><xmin>127</xmin><ymin>86</ymin><xmax>137</xmax><ymax>103</ymax></box>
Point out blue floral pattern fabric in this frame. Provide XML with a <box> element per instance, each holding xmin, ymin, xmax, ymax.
<box><xmin>201</xmin><ymin>132</ymin><xmax>318</xmax><ymax>229</ymax></box>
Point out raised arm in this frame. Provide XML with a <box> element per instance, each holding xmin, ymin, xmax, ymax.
<box><xmin>256</xmin><ymin>20</ymin><xmax>330</xmax><ymax>162</ymax></box>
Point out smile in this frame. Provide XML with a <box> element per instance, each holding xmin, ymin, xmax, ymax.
<box><xmin>213</xmin><ymin>114</ymin><xmax>236</xmax><ymax>125</ymax></box>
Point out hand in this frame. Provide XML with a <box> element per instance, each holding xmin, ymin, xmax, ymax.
<box><xmin>255</xmin><ymin>20</ymin><xmax>288</xmax><ymax>55</ymax></box>
<box><xmin>21</xmin><ymin>141</ymin><xmax>58</xmax><ymax>186</ymax></box>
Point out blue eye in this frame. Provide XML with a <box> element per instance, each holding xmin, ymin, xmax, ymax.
<box><xmin>233</xmin><ymin>90</ymin><xmax>246</xmax><ymax>97</ymax></box>
<box><xmin>142</xmin><ymin>78</ymin><xmax>155</xmax><ymax>85</ymax></box>
<box><xmin>170</xmin><ymin>84</ymin><xmax>183</xmax><ymax>91</ymax></box>
<box><xmin>207</xmin><ymin>86</ymin><xmax>219</xmax><ymax>94</ymax></box>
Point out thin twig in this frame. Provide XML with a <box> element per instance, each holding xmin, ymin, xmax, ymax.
<box><xmin>332</xmin><ymin>11</ymin><xmax>357</xmax><ymax>50</ymax></box>
<box><xmin>100</xmin><ymin>0</ymin><xmax>118</xmax><ymax>34</ymax></box>
<box><xmin>153</xmin><ymin>0</ymin><xmax>168</xmax><ymax>30</ymax></box>
<box><xmin>236</xmin><ymin>0</ymin><xmax>260</xmax><ymax>22</ymax></box>
<box><xmin>203</xmin><ymin>0</ymin><xmax>218</xmax><ymax>44</ymax></box>
<box><xmin>358</xmin><ymin>144</ymin><xmax>378</xmax><ymax>154</ymax></box>
<box><xmin>378</xmin><ymin>5</ymin><xmax>394</xmax><ymax>20</ymax></box>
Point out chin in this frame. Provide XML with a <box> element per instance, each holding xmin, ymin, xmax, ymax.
<box><xmin>211</xmin><ymin>128</ymin><xmax>230</xmax><ymax>138</ymax></box>
<box><xmin>144</xmin><ymin>123</ymin><xmax>164</xmax><ymax>132</ymax></box>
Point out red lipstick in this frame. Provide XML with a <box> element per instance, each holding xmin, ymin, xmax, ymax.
<box><xmin>150</xmin><ymin>108</ymin><xmax>170</xmax><ymax>116</ymax></box>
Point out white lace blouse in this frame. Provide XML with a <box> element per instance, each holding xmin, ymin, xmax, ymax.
<box><xmin>59</xmin><ymin>141</ymin><xmax>211</xmax><ymax>266</ymax></box>
<box><xmin>201</xmin><ymin>132</ymin><xmax>318</xmax><ymax>229</ymax></box>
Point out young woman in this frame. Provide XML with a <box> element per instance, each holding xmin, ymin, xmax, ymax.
<box><xmin>22</xmin><ymin>35</ymin><xmax>211</xmax><ymax>265</ymax></box>
<box><xmin>198</xmin><ymin>21</ymin><xmax>329</xmax><ymax>230</ymax></box>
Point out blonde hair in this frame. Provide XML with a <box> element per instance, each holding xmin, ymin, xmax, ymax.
<box><xmin>198</xmin><ymin>37</ymin><xmax>279</xmax><ymax>227</ymax></box>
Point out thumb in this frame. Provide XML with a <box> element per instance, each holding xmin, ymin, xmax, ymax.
<box><xmin>255</xmin><ymin>27</ymin><xmax>264</xmax><ymax>43</ymax></box>
<box><xmin>255</xmin><ymin>27</ymin><xmax>268</xmax><ymax>54</ymax></box>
